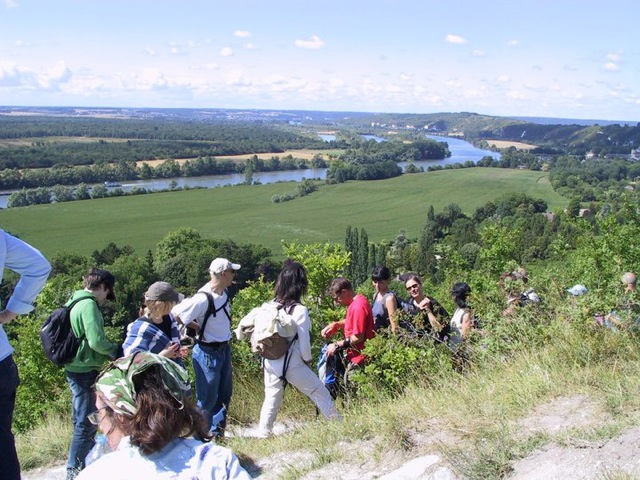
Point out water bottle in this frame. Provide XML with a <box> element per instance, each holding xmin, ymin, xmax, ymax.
<box><xmin>85</xmin><ymin>433</ymin><xmax>111</xmax><ymax>466</ymax></box>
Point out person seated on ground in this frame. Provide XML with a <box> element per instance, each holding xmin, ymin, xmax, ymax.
<box><xmin>77</xmin><ymin>352</ymin><xmax>250</xmax><ymax>480</ymax></box>
<box><xmin>603</xmin><ymin>272</ymin><xmax>640</xmax><ymax>330</ymax></box>
<box><xmin>449</xmin><ymin>282</ymin><xmax>474</xmax><ymax>352</ymax></box>
<box><xmin>251</xmin><ymin>260</ymin><xmax>342</xmax><ymax>438</ymax></box>
<box><xmin>321</xmin><ymin>277</ymin><xmax>375</xmax><ymax>392</ymax></box>
<box><xmin>566</xmin><ymin>283</ymin><xmax>588</xmax><ymax>306</ymax></box>
<box><xmin>402</xmin><ymin>274</ymin><xmax>450</xmax><ymax>342</ymax></box>
<box><xmin>499</xmin><ymin>267</ymin><xmax>540</xmax><ymax>317</ymax></box>
<box><xmin>370</xmin><ymin>266</ymin><xmax>401</xmax><ymax>333</ymax></box>
<box><xmin>122</xmin><ymin>282</ymin><xmax>189</xmax><ymax>364</ymax></box>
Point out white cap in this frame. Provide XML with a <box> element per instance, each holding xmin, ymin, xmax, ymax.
<box><xmin>567</xmin><ymin>284</ymin><xmax>587</xmax><ymax>296</ymax></box>
<box><xmin>209</xmin><ymin>258</ymin><xmax>241</xmax><ymax>274</ymax></box>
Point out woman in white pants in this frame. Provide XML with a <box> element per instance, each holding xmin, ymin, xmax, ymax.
<box><xmin>257</xmin><ymin>260</ymin><xmax>342</xmax><ymax>437</ymax></box>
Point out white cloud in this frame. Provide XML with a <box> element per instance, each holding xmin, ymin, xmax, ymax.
<box><xmin>245</xmin><ymin>43</ymin><xmax>256</xmax><ymax>50</ymax></box>
<box><xmin>225</xmin><ymin>69</ymin><xmax>251</xmax><ymax>86</ymax></box>
<box><xmin>136</xmin><ymin>69</ymin><xmax>169</xmax><ymax>90</ymax></box>
<box><xmin>294</xmin><ymin>35</ymin><xmax>325</xmax><ymax>49</ymax></box>
<box><xmin>606</xmin><ymin>52</ymin><xmax>621</xmax><ymax>62</ymax></box>
<box><xmin>0</xmin><ymin>62</ymin><xmax>30</xmax><ymax>87</ymax></box>
<box><xmin>234</xmin><ymin>30</ymin><xmax>251</xmax><ymax>38</ymax></box>
<box><xmin>445</xmin><ymin>34</ymin><xmax>467</xmax><ymax>45</ymax></box>
<box><xmin>507</xmin><ymin>40</ymin><xmax>520</xmax><ymax>47</ymax></box>
<box><xmin>38</xmin><ymin>61</ymin><xmax>72</xmax><ymax>90</ymax></box>
<box><xmin>604</xmin><ymin>62</ymin><xmax>619</xmax><ymax>72</ymax></box>
<box><xmin>472</xmin><ymin>50</ymin><xmax>485</xmax><ymax>57</ymax></box>
<box><xmin>399</xmin><ymin>72</ymin><xmax>412</xmax><ymax>81</ymax></box>
<box><xmin>3</xmin><ymin>0</ymin><xmax>18</xmax><ymax>8</ymax></box>
<box><xmin>220</xmin><ymin>47</ymin><xmax>234</xmax><ymax>57</ymax></box>
<box><xmin>497</xmin><ymin>75</ymin><xmax>510</xmax><ymax>83</ymax></box>
<box><xmin>144</xmin><ymin>47</ymin><xmax>157</xmax><ymax>56</ymax></box>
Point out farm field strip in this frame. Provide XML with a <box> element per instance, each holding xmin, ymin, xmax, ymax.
<box><xmin>0</xmin><ymin>168</ymin><xmax>567</xmax><ymax>258</ymax></box>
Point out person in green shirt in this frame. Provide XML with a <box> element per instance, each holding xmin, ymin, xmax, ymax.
<box><xmin>65</xmin><ymin>268</ymin><xmax>118</xmax><ymax>480</ymax></box>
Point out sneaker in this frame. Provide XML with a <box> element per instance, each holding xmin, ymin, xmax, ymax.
<box><xmin>66</xmin><ymin>468</ymin><xmax>81</xmax><ymax>480</ymax></box>
<box><xmin>253</xmin><ymin>428</ymin><xmax>271</xmax><ymax>439</ymax></box>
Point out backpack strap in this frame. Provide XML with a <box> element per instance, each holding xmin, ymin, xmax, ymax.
<box><xmin>196</xmin><ymin>291</ymin><xmax>230</xmax><ymax>343</ymax></box>
<box><xmin>67</xmin><ymin>296</ymin><xmax>97</xmax><ymax>340</ymax></box>
<box><xmin>277</xmin><ymin>302</ymin><xmax>300</xmax><ymax>388</ymax></box>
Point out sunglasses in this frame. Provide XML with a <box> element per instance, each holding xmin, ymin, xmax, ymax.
<box><xmin>406</xmin><ymin>283</ymin><xmax>420</xmax><ymax>291</ymax></box>
<box><xmin>87</xmin><ymin>406</ymin><xmax>110</xmax><ymax>425</ymax></box>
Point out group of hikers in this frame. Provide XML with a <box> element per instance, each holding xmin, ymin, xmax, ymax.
<box><xmin>3</xmin><ymin>228</ymin><xmax>635</xmax><ymax>479</ymax></box>
<box><xmin>0</xmin><ymin>228</ymin><xmax>482</xmax><ymax>480</ymax></box>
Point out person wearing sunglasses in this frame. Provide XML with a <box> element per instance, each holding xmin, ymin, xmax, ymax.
<box><xmin>402</xmin><ymin>274</ymin><xmax>450</xmax><ymax>342</ymax></box>
<box><xmin>77</xmin><ymin>352</ymin><xmax>250</xmax><ymax>480</ymax></box>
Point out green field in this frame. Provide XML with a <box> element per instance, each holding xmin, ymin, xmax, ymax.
<box><xmin>0</xmin><ymin>168</ymin><xmax>567</xmax><ymax>258</ymax></box>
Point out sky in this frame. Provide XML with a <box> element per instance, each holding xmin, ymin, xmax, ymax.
<box><xmin>1</xmin><ymin>0</ymin><xmax>638</xmax><ymax>122</ymax></box>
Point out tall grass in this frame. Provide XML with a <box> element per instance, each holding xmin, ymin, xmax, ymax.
<box><xmin>18</xmin><ymin>312</ymin><xmax>640</xmax><ymax>476</ymax></box>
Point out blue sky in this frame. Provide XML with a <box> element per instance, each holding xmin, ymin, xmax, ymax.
<box><xmin>1</xmin><ymin>0</ymin><xmax>638</xmax><ymax>121</ymax></box>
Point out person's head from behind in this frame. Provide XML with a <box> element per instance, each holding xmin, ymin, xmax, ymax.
<box><xmin>92</xmin><ymin>352</ymin><xmax>208</xmax><ymax>453</ymax></box>
<box><xmin>371</xmin><ymin>266</ymin><xmax>391</xmax><ymax>292</ymax></box>
<box><xmin>329</xmin><ymin>277</ymin><xmax>353</xmax><ymax>306</ymax></box>
<box><xmin>622</xmin><ymin>272</ymin><xmax>636</xmax><ymax>292</ymax></box>
<box><xmin>404</xmin><ymin>275</ymin><xmax>423</xmax><ymax>299</ymax></box>
<box><xmin>143</xmin><ymin>281</ymin><xmax>180</xmax><ymax>321</ymax></box>
<box><xmin>83</xmin><ymin>268</ymin><xmax>116</xmax><ymax>303</ymax></box>
<box><xmin>451</xmin><ymin>282</ymin><xmax>472</xmax><ymax>308</ymax></box>
<box><xmin>274</xmin><ymin>259</ymin><xmax>308</xmax><ymax>305</ymax></box>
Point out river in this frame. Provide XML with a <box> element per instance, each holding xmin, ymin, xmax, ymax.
<box><xmin>0</xmin><ymin>135</ymin><xmax>499</xmax><ymax>208</ymax></box>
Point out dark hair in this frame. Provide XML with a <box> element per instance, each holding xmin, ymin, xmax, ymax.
<box><xmin>83</xmin><ymin>268</ymin><xmax>116</xmax><ymax>300</ymax></box>
<box><xmin>404</xmin><ymin>274</ymin><xmax>422</xmax><ymax>286</ymax></box>
<box><xmin>107</xmin><ymin>365</ymin><xmax>210</xmax><ymax>455</ymax></box>
<box><xmin>451</xmin><ymin>282</ymin><xmax>471</xmax><ymax>308</ymax></box>
<box><xmin>371</xmin><ymin>266</ymin><xmax>391</xmax><ymax>282</ymax></box>
<box><xmin>330</xmin><ymin>277</ymin><xmax>352</xmax><ymax>294</ymax></box>
<box><xmin>274</xmin><ymin>259</ymin><xmax>308</xmax><ymax>306</ymax></box>
<box><xmin>398</xmin><ymin>271</ymin><xmax>419</xmax><ymax>282</ymax></box>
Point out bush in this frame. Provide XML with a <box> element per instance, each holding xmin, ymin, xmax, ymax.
<box><xmin>353</xmin><ymin>332</ymin><xmax>453</xmax><ymax>398</ymax></box>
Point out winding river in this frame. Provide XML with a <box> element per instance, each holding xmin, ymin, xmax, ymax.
<box><xmin>0</xmin><ymin>135</ymin><xmax>499</xmax><ymax>208</ymax></box>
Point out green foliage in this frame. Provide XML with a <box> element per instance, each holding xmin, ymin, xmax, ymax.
<box><xmin>354</xmin><ymin>333</ymin><xmax>453</xmax><ymax>398</ymax></box>
<box><xmin>8</xmin><ymin>277</ymin><xmax>81</xmax><ymax>432</ymax></box>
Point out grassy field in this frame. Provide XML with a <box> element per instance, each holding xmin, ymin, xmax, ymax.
<box><xmin>0</xmin><ymin>168</ymin><xmax>567</xmax><ymax>258</ymax></box>
<box><xmin>486</xmin><ymin>140</ymin><xmax>537</xmax><ymax>150</ymax></box>
<box><xmin>137</xmin><ymin>148</ymin><xmax>344</xmax><ymax>167</ymax></box>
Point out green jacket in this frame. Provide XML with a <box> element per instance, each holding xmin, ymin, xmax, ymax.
<box><xmin>64</xmin><ymin>290</ymin><xmax>117</xmax><ymax>373</ymax></box>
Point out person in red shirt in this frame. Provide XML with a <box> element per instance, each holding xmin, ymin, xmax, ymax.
<box><xmin>321</xmin><ymin>277</ymin><xmax>375</xmax><ymax>388</ymax></box>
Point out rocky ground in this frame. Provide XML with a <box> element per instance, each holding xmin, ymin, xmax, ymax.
<box><xmin>23</xmin><ymin>395</ymin><xmax>640</xmax><ymax>479</ymax></box>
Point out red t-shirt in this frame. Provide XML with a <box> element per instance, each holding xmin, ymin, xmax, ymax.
<box><xmin>344</xmin><ymin>294</ymin><xmax>375</xmax><ymax>365</ymax></box>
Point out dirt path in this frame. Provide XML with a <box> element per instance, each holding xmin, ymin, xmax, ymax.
<box><xmin>22</xmin><ymin>395</ymin><xmax>640</xmax><ymax>479</ymax></box>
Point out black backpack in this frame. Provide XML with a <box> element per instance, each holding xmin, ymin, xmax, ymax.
<box><xmin>188</xmin><ymin>291</ymin><xmax>230</xmax><ymax>342</ymax></box>
<box><xmin>40</xmin><ymin>297</ymin><xmax>96</xmax><ymax>367</ymax></box>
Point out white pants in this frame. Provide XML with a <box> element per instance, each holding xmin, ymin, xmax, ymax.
<box><xmin>258</xmin><ymin>346</ymin><xmax>341</xmax><ymax>432</ymax></box>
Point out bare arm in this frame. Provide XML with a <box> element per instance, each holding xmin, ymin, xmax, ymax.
<box><xmin>385</xmin><ymin>294</ymin><xmax>398</xmax><ymax>333</ymax></box>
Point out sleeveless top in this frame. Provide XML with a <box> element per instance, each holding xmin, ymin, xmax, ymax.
<box><xmin>372</xmin><ymin>291</ymin><xmax>395</xmax><ymax>330</ymax></box>
<box><xmin>449</xmin><ymin>307</ymin><xmax>467</xmax><ymax>350</ymax></box>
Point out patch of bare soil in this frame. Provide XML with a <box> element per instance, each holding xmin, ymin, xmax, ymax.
<box><xmin>510</xmin><ymin>426</ymin><xmax>640</xmax><ymax>479</ymax></box>
<box><xmin>22</xmin><ymin>396</ymin><xmax>640</xmax><ymax>479</ymax></box>
<box><xmin>509</xmin><ymin>395</ymin><xmax>640</xmax><ymax>479</ymax></box>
